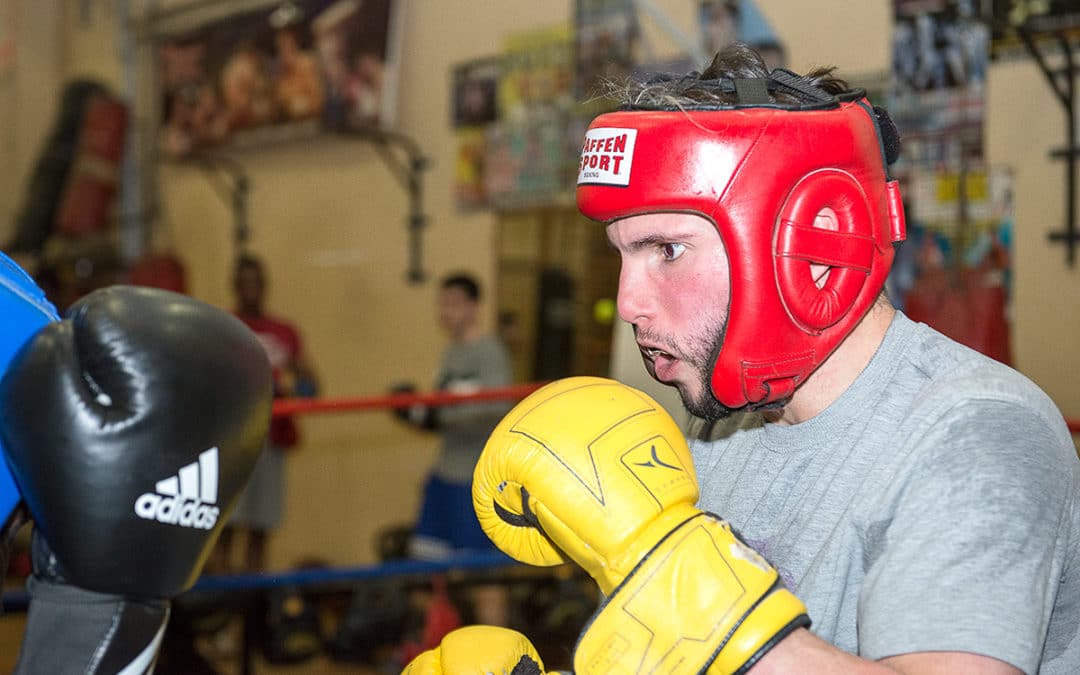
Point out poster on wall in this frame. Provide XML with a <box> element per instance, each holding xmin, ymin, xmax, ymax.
<box><xmin>453</xmin><ymin>24</ymin><xmax>579</xmax><ymax>211</ymax></box>
<box><xmin>454</xmin><ymin>127</ymin><xmax>488</xmax><ymax>210</ymax></box>
<box><xmin>498</xmin><ymin>23</ymin><xmax>575</xmax><ymax>123</ymax></box>
<box><xmin>158</xmin><ymin>0</ymin><xmax>403</xmax><ymax>158</ymax></box>
<box><xmin>451</xmin><ymin>57</ymin><xmax>500</xmax><ymax>128</ymax></box>
<box><xmin>450</xmin><ymin>57</ymin><xmax>501</xmax><ymax>210</ymax></box>
<box><xmin>450</xmin><ymin>24</ymin><xmax>580</xmax><ymax>211</ymax></box>
<box><xmin>484</xmin><ymin>108</ymin><xmax>578</xmax><ymax>211</ymax></box>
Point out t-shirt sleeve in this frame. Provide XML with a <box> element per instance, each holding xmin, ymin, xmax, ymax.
<box><xmin>858</xmin><ymin>398</ymin><xmax>1077</xmax><ymax>673</ymax></box>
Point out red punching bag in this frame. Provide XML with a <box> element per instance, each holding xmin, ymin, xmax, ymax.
<box><xmin>126</xmin><ymin>251</ymin><xmax>188</xmax><ymax>295</ymax></box>
<box><xmin>54</xmin><ymin>93</ymin><xmax>129</xmax><ymax>237</ymax></box>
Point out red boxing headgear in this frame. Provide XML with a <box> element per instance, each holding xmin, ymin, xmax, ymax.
<box><xmin>577</xmin><ymin>74</ymin><xmax>906</xmax><ymax>409</ymax></box>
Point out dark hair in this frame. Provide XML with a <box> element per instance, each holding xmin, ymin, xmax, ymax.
<box><xmin>614</xmin><ymin>42</ymin><xmax>850</xmax><ymax>109</ymax></box>
<box><xmin>440</xmin><ymin>273</ymin><xmax>481</xmax><ymax>302</ymax></box>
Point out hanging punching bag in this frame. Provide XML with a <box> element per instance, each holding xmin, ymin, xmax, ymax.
<box><xmin>54</xmin><ymin>90</ymin><xmax>130</xmax><ymax>237</ymax></box>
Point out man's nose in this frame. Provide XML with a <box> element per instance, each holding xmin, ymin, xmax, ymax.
<box><xmin>616</xmin><ymin>264</ymin><xmax>651</xmax><ymax>325</ymax></box>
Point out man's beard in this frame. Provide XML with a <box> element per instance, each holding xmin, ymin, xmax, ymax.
<box><xmin>636</xmin><ymin>317</ymin><xmax>744</xmax><ymax>422</ymax></box>
<box><xmin>679</xmin><ymin>328</ymin><xmax>789</xmax><ymax>422</ymax></box>
<box><xmin>678</xmin><ymin>320</ymin><xmax>742</xmax><ymax>421</ymax></box>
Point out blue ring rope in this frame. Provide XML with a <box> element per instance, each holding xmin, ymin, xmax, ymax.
<box><xmin>1</xmin><ymin>549</ymin><xmax>522</xmax><ymax>612</ymax></box>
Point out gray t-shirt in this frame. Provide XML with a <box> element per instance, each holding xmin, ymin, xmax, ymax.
<box><xmin>691</xmin><ymin>312</ymin><xmax>1080</xmax><ymax>674</ymax></box>
<box><xmin>432</xmin><ymin>335</ymin><xmax>513</xmax><ymax>482</ymax></box>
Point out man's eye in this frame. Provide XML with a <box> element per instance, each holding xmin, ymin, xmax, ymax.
<box><xmin>661</xmin><ymin>243</ymin><xmax>686</xmax><ymax>260</ymax></box>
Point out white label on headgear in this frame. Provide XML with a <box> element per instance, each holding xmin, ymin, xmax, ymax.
<box><xmin>578</xmin><ymin>127</ymin><xmax>637</xmax><ymax>187</ymax></box>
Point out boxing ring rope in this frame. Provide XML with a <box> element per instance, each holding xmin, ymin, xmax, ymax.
<box><xmin>0</xmin><ymin>551</ymin><xmax>520</xmax><ymax>612</ymax></box>
<box><xmin>197</xmin><ymin>376</ymin><xmax>552</xmax><ymax>597</ymax></box>
<box><xmin>269</xmin><ymin>382</ymin><xmax>548</xmax><ymax>417</ymax></box>
<box><xmin>269</xmin><ymin>385</ymin><xmax>1080</xmax><ymax>432</ymax></box>
<box><xmin>1</xmin><ymin>386</ymin><xmax>1078</xmax><ymax>607</ymax></box>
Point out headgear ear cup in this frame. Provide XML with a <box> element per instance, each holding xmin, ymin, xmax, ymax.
<box><xmin>774</xmin><ymin>170</ymin><xmax>877</xmax><ymax>333</ymax></box>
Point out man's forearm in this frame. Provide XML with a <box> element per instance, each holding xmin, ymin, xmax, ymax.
<box><xmin>750</xmin><ymin>628</ymin><xmax>1023</xmax><ymax>675</ymax></box>
<box><xmin>750</xmin><ymin>629</ymin><xmax>898</xmax><ymax>675</ymax></box>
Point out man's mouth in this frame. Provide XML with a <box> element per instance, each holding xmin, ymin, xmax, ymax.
<box><xmin>641</xmin><ymin>345</ymin><xmax>673</xmax><ymax>360</ymax></box>
<box><xmin>641</xmin><ymin>345</ymin><xmax>678</xmax><ymax>382</ymax></box>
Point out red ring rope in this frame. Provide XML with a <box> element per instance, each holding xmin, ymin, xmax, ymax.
<box><xmin>270</xmin><ymin>385</ymin><xmax>1080</xmax><ymax>437</ymax></box>
<box><xmin>271</xmin><ymin>382</ymin><xmax>549</xmax><ymax>417</ymax></box>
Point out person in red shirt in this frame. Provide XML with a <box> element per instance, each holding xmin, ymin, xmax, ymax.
<box><xmin>217</xmin><ymin>253</ymin><xmax>318</xmax><ymax>573</ymax></box>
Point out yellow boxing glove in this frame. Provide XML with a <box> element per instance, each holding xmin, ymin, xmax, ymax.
<box><xmin>401</xmin><ymin>625</ymin><xmax>560</xmax><ymax>675</ymax></box>
<box><xmin>473</xmin><ymin>377</ymin><xmax>810</xmax><ymax>674</ymax></box>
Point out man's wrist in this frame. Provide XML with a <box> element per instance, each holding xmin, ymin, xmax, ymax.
<box><xmin>745</xmin><ymin>628</ymin><xmax>898</xmax><ymax>675</ymax></box>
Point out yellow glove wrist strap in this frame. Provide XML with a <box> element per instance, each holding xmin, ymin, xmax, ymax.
<box><xmin>574</xmin><ymin>512</ymin><xmax>810</xmax><ymax>675</ymax></box>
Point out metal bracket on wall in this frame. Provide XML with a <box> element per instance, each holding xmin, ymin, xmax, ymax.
<box><xmin>1017</xmin><ymin>26</ymin><xmax>1078</xmax><ymax>267</ymax></box>
<box><xmin>192</xmin><ymin>153</ymin><xmax>251</xmax><ymax>259</ymax></box>
<box><xmin>336</xmin><ymin>127</ymin><xmax>430</xmax><ymax>285</ymax></box>
<box><xmin>179</xmin><ymin>129</ymin><xmax>429</xmax><ymax>284</ymax></box>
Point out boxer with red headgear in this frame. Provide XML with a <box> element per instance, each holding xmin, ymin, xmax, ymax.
<box><xmin>412</xmin><ymin>44</ymin><xmax>1080</xmax><ymax>675</ymax></box>
<box><xmin>574</xmin><ymin>44</ymin><xmax>1077</xmax><ymax>674</ymax></box>
<box><xmin>578</xmin><ymin>56</ymin><xmax>905</xmax><ymax>415</ymax></box>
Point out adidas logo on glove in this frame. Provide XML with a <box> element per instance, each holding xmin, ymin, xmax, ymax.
<box><xmin>134</xmin><ymin>447</ymin><xmax>221</xmax><ymax>530</ymax></box>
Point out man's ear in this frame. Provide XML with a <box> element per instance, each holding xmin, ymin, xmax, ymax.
<box><xmin>810</xmin><ymin>207</ymin><xmax>840</xmax><ymax>288</ymax></box>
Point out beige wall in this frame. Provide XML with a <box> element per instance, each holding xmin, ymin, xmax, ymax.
<box><xmin>1</xmin><ymin>1</ymin><xmax>63</xmax><ymax>242</ymax></box>
<box><xmin>4</xmin><ymin>1</ymin><xmax>1077</xmax><ymax>569</ymax></box>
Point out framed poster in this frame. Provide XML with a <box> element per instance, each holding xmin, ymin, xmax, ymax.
<box><xmin>157</xmin><ymin>0</ymin><xmax>404</xmax><ymax>157</ymax></box>
<box><xmin>451</xmin><ymin>57</ymin><xmax>500</xmax><ymax>128</ymax></box>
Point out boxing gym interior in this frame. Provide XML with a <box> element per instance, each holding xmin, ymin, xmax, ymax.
<box><xmin>0</xmin><ymin>1</ymin><xmax>1078</xmax><ymax>673</ymax></box>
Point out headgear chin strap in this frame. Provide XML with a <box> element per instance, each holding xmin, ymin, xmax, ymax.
<box><xmin>577</xmin><ymin>70</ymin><xmax>906</xmax><ymax>410</ymax></box>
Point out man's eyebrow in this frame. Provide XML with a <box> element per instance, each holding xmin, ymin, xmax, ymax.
<box><xmin>611</xmin><ymin>232</ymin><xmax>695</xmax><ymax>253</ymax></box>
<box><xmin>624</xmin><ymin>234</ymin><xmax>668</xmax><ymax>253</ymax></box>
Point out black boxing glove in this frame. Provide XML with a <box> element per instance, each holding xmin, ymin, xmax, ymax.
<box><xmin>0</xmin><ymin>286</ymin><xmax>272</xmax><ymax>673</ymax></box>
<box><xmin>389</xmin><ymin>381</ymin><xmax>439</xmax><ymax>431</ymax></box>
